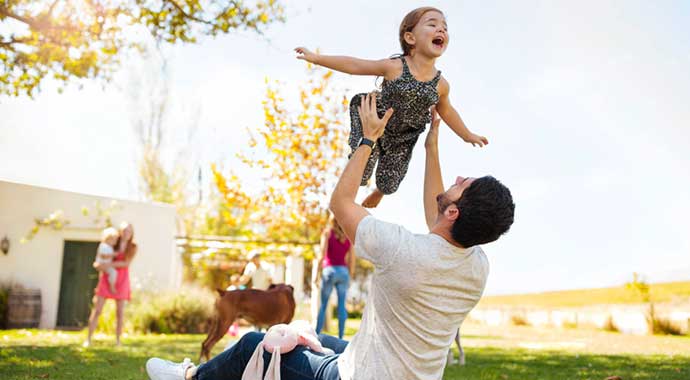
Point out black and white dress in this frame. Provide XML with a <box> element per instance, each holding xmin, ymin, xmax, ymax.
<box><xmin>348</xmin><ymin>55</ymin><xmax>441</xmax><ymax>194</ymax></box>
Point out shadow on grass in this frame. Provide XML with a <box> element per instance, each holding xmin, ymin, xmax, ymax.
<box><xmin>445</xmin><ymin>347</ymin><xmax>690</xmax><ymax>380</ymax></box>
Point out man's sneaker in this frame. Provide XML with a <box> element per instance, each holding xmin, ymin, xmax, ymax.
<box><xmin>146</xmin><ymin>357</ymin><xmax>195</xmax><ymax>380</ymax></box>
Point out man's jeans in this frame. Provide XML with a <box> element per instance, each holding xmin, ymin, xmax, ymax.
<box><xmin>193</xmin><ymin>332</ymin><xmax>348</xmax><ymax>380</ymax></box>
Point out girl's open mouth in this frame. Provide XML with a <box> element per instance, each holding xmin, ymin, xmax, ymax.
<box><xmin>432</xmin><ymin>37</ymin><xmax>445</xmax><ymax>48</ymax></box>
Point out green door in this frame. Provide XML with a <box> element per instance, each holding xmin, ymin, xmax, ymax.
<box><xmin>57</xmin><ymin>241</ymin><xmax>100</xmax><ymax>328</ymax></box>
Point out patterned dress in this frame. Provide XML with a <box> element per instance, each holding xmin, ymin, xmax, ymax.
<box><xmin>348</xmin><ymin>56</ymin><xmax>441</xmax><ymax>194</ymax></box>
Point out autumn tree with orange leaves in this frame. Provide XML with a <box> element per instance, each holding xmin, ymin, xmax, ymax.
<box><xmin>212</xmin><ymin>64</ymin><xmax>350</xmax><ymax>244</ymax></box>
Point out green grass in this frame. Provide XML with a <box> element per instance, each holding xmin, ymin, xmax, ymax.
<box><xmin>444</xmin><ymin>347</ymin><xmax>689</xmax><ymax>380</ymax></box>
<box><xmin>1</xmin><ymin>328</ymin><xmax>689</xmax><ymax>380</ymax></box>
<box><xmin>479</xmin><ymin>280</ymin><xmax>690</xmax><ymax>308</ymax></box>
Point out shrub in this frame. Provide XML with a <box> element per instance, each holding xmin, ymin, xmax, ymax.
<box><xmin>562</xmin><ymin>320</ymin><xmax>578</xmax><ymax>329</ymax></box>
<box><xmin>602</xmin><ymin>315</ymin><xmax>619</xmax><ymax>332</ymax></box>
<box><xmin>98</xmin><ymin>285</ymin><xmax>215</xmax><ymax>334</ymax></box>
<box><xmin>510</xmin><ymin>314</ymin><xmax>530</xmax><ymax>326</ymax></box>
<box><xmin>646</xmin><ymin>303</ymin><xmax>682</xmax><ymax>336</ymax></box>
<box><xmin>650</xmin><ymin>318</ymin><xmax>682</xmax><ymax>335</ymax></box>
<box><xmin>346</xmin><ymin>301</ymin><xmax>364</xmax><ymax>319</ymax></box>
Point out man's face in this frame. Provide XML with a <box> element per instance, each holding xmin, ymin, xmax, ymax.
<box><xmin>437</xmin><ymin>176</ymin><xmax>476</xmax><ymax>214</ymax></box>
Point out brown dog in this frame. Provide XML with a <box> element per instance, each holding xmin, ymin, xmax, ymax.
<box><xmin>200</xmin><ymin>284</ymin><xmax>296</xmax><ymax>361</ymax></box>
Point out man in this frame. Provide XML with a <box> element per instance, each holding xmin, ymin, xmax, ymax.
<box><xmin>145</xmin><ymin>94</ymin><xmax>515</xmax><ymax>380</ymax></box>
<box><xmin>239</xmin><ymin>251</ymin><xmax>272</xmax><ymax>290</ymax></box>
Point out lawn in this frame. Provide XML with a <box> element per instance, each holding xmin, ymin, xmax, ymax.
<box><xmin>2</xmin><ymin>324</ymin><xmax>689</xmax><ymax>380</ymax></box>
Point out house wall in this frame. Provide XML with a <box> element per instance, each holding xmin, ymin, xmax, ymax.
<box><xmin>0</xmin><ymin>180</ymin><xmax>180</xmax><ymax>328</ymax></box>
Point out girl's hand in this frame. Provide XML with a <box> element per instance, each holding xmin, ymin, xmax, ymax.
<box><xmin>465</xmin><ymin>133</ymin><xmax>489</xmax><ymax>148</ymax></box>
<box><xmin>425</xmin><ymin>106</ymin><xmax>441</xmax><ymax>150</ymax></box>
<box><xmin>295</xmin><ymin>47</ymin><xmax>318</xmax><ymax>63</ymax></box>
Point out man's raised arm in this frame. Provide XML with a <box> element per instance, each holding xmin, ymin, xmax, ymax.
<box><xmin>329</xmin><ymin>93</ymin><xmax>393</xmax><ymax>243</ymax></box>
<box><xmin>423</xmin><ymin>108</ymin><xmax>444</xmax><ymax>231</ymax></box>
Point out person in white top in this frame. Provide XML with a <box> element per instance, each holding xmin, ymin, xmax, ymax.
<box><xmin>239</xmin><ymin>251</ymin><xmax>272</xmax><ymax>290</ymax></box>
<box><xmin>145</xmin><ymin>93</ymin><xmax>515</xmax><ymax>380</ymax></box>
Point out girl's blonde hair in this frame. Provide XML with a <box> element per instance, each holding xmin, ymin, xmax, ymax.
<box><xmin>101</xmin><ymin>227</ymin><xmax>119</xmax><ymax>242</ymax></box>
<box><xmin>399</xmin><ymin>7</ymin><xmax>444</xmax><ymax>55</ymax></box>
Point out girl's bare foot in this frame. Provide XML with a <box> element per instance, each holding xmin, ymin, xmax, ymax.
<box><xmin>362</xmin><ymin>189</ymin><xmax>384</xmax><ymax>208</ymax></box>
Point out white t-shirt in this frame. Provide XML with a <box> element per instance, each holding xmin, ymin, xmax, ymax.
<box><xmin>337</xmin><ymin>216</ymin><xmax>489</xmax><ymax>380</ymax></box>
<box><xmin>243</xmin><ymin>261</ymin><xmax>272</xmax><ymax>290</ymax></box>
<box><xmin>95</xmin><ymin>242</ymin><xmax>114</xmax><ymax>264</ymax></box>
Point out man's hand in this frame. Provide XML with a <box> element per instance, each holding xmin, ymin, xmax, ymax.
<box><xmin>294</xmin><ymin>47</ymin><xmax>319</xmax><ymax>64</ymax></box>
<box><xmin>425</xmin><ymin>106</ymin><xmax>441</xmax><ymax>151</ymax></box>
<box><xmin>359</xmin><ymin>92</ymin><xmax>393</xmax><ymax>141</ymax></box>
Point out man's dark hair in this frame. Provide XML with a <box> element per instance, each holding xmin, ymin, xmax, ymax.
<box><xmin>451</xmin><ymin>176</ymin><xmax>515</xmax><ymax>247</ymax></box>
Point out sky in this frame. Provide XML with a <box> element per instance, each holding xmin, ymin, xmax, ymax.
<box><xmin>1</xmin><ymin>0</ymin><xmax>689</xmax><ymax>295</ymax></box>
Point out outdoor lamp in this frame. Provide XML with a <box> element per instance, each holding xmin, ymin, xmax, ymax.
<box><xmin>1</xmin><ymin>236</ymin><xmax>9</xmax><ymax>255</ymax></box>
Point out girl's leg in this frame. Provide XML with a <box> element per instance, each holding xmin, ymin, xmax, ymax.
<box><xmin>362</xmin><ymin>189</ymin><xmax>384</xmax><ymax>208</ymax></box>
<box><xmin>375</xmin><ymin>142</ymin><xmax>414</xmax><ymax>195</ymax></box>
<box><xmin>333</xmin><ymin>268</ymin><xmax>350</xmax><ymax>339</ymax></box>
<box><xmin>108</xmin><ymin>268</ymin><xmax>118</xmax><ymax>294</ymax></box>
<box><xmin>85</xmin><ymin>296</ymin><xmax>106</xmax><ymax>347</ymax></box>
<box><xmin>315</xmin><ymin>268</ymin><xmax>335</xmax><ymax>334</ymax></box>
<box><xmin>115</xmin><ymin>299</ymin><xmax>125</xmax><ymax>346</ymax></box>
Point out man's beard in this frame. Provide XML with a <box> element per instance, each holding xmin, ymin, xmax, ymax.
<box><xmin>436</xmin><ymin>192</ymin><xmax>453</xmax><ymax>214</ymax></box>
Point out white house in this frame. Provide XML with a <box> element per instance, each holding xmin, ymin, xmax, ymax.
<box><xmin>0</xmin><ymin>180</ymin><xmax>180</xmax><ymax>328</ymax></box>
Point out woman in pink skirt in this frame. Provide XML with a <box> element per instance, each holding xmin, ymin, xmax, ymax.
<box><xmin>84</xmin><ymin>221</ymin><xmax>137</xmax><ymax>347</ymax></box>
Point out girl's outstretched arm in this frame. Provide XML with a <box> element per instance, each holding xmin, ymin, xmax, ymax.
<box><xmin>436</xmin><ymin>78</ymin><xmax>489</xmax><ymax>147</ymax></box>
<box><xmin>295</xmin><ymin>47</ymin><xmax>395</xmax><ymax>77</ymax></box>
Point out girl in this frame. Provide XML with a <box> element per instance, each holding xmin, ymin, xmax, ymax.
<box><xmin>296</xmin><ymin>7</ymin><xmax>488</xmax><ymax>207</ymax></box>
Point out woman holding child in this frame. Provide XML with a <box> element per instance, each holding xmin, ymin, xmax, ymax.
<box><xmin>84</xmin><ymin>221</ymin><xmax>137</xmax><ymax>347</ymax></box>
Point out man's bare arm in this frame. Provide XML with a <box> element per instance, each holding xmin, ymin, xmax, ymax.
<box><xmin>330</xmin><ymin>93</ymin><xmax>393</xmax><ymax>243</ymax></box>
<box><xmin>423</xmin><ymin>108</ymin><xmax>444</xmax><ymax>230</ymax></box>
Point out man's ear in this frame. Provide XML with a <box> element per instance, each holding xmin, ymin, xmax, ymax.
<box><xmin>443</xmin><ymin>204</ymin><xmax>460</xmax><ymax>222</ymax></box>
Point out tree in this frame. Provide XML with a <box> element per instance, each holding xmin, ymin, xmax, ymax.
<box><xmin>213</xmin><ymin>64</ymin><xmax>350</xmax><ymax>244</ymax></box>
<box><xmin>131</xmin><ymin>49</ymin><xmax>200</xmax><ymax>235</ymax></box>
<box><xmin>205</xmin><ymin>164</ymin><xmax>259</xmax><ymax>237</ymax></box>
<box><xmin>0</xmin><ymin>0</ymin><xmax>284</xmax><ymax>97</ymax></box>
<box><xmin>625</xmin><ymin>272</ymin><xmax>651</xmax><ymax>303</ymax></box>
